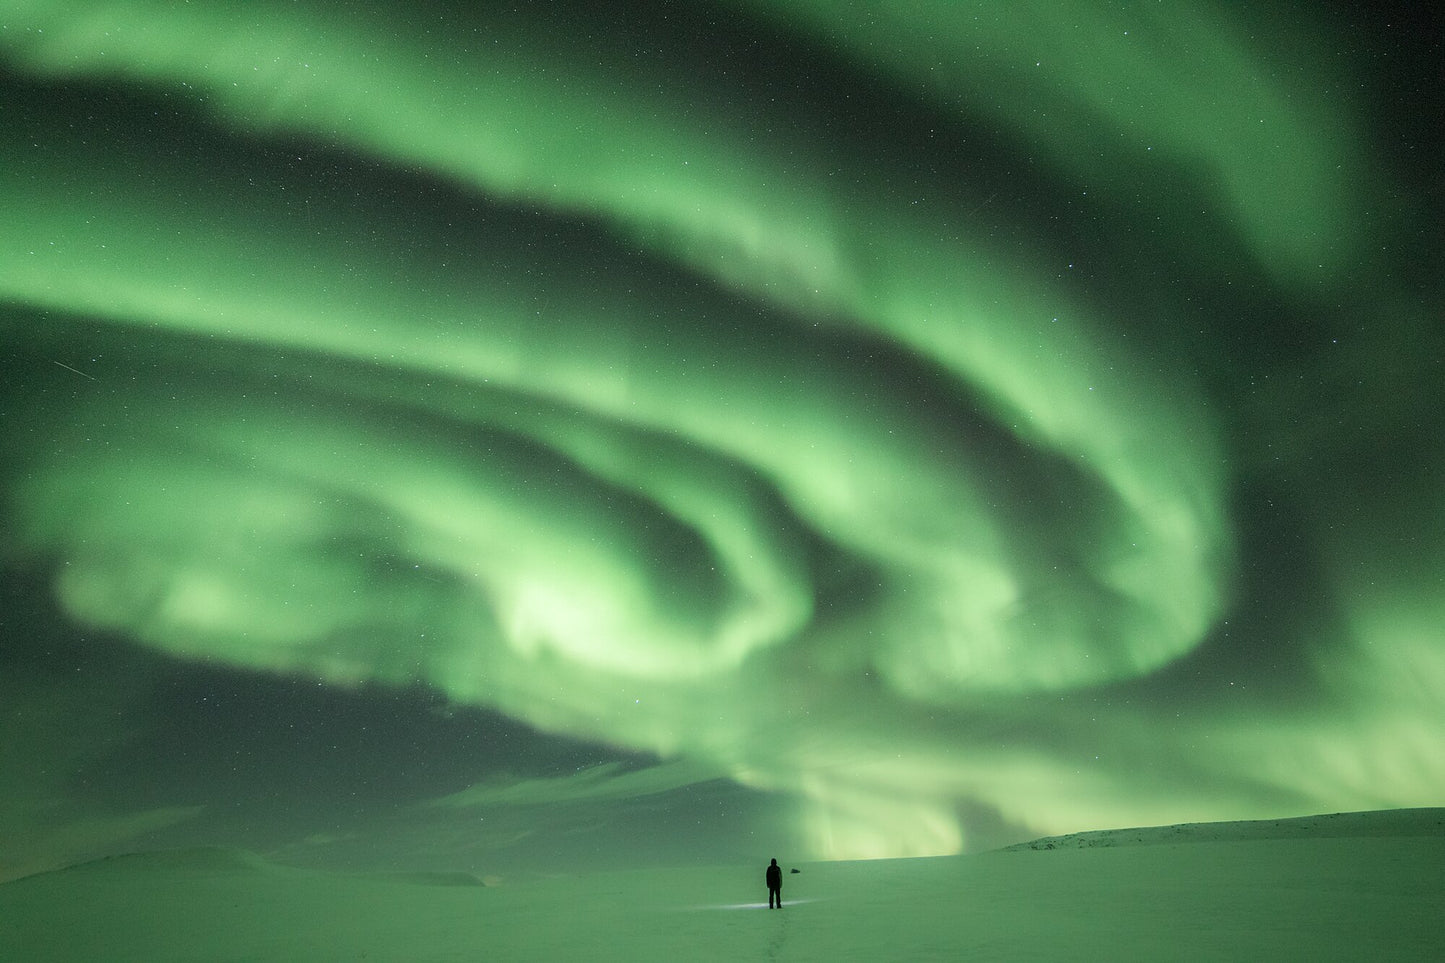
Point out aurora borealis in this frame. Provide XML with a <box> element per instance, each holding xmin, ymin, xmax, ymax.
<box><xmin>1</xmin><ymin>0</ymin><xmax>1440</xmax><ymax>877</ymax></box>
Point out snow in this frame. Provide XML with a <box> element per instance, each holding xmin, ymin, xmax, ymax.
<box><xmin>2</xmin><ymin>810</ymin><xmax>1441</xmax><ymax>961</ymax></box>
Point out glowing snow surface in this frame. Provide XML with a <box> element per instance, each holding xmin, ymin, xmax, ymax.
<box><xmin>2</xmin><ymin>811</ymin><xmax>1441</xmax><ymax>961</ymax></box>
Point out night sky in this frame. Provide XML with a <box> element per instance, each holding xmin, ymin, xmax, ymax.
<box><xmin>2</xmin><ymin>0</ymin><xmax>1440</xmax><ymax>881</ymax></box>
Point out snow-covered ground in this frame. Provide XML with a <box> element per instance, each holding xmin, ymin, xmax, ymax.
<box><xmin>2</xmin><ymin>809</ymin><xmax>1441</xmax><ymax>961</ymax></box>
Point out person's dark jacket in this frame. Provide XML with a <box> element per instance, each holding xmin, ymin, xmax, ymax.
<box><xmin>766</xmin><ymin>863</ymin><xmax>782</xmax><ymax>889</ymax></box>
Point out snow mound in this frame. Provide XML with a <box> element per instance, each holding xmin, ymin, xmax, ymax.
<box><xmin>1004</xmin><ymin>807</ymin><xmax>1445</xmax><ymax>852</ymax></box>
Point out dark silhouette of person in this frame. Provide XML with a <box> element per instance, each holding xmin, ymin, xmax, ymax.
<box><xmin>766</xmin><ymin>857</ymin><xmax>783</xmax><ymax>908</ymax></box>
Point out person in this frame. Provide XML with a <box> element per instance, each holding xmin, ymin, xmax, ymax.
<box><xmin>765</xmin><ymin>857</ymin><xmax>783</xmax><ymax>908</ymax></box>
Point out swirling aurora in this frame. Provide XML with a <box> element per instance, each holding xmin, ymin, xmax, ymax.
<box><xmin>1</xmin><ymin>0</ymin><xmax>1440</xmax><ymax>875</ymax></box>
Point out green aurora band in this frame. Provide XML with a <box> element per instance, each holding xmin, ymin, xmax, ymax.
<box><xmin>1</xmin><ymin>0</ymin><xmax>1441</xmax><ymax>861</ymax></box>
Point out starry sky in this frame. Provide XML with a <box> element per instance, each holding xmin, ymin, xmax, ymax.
<box><xmin>1</xmin><ymin>0</ymin><xmax>1441</xmax><ymax>880</ymax></box>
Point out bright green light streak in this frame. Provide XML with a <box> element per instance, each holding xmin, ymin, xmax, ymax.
<box><xmin>12</xmin><ymin>396</ymin><xmax>813</xmax><ymax>680</ymax></box>
<box><xmin>0</xmin><ymin>0</ymin><xmax>1234</xmax><ymax>693</ymax></box>
<box><xmin>725</xmin><ymin>0</ymin><xmax>1364</xmax><ymax>283</ymax></box>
